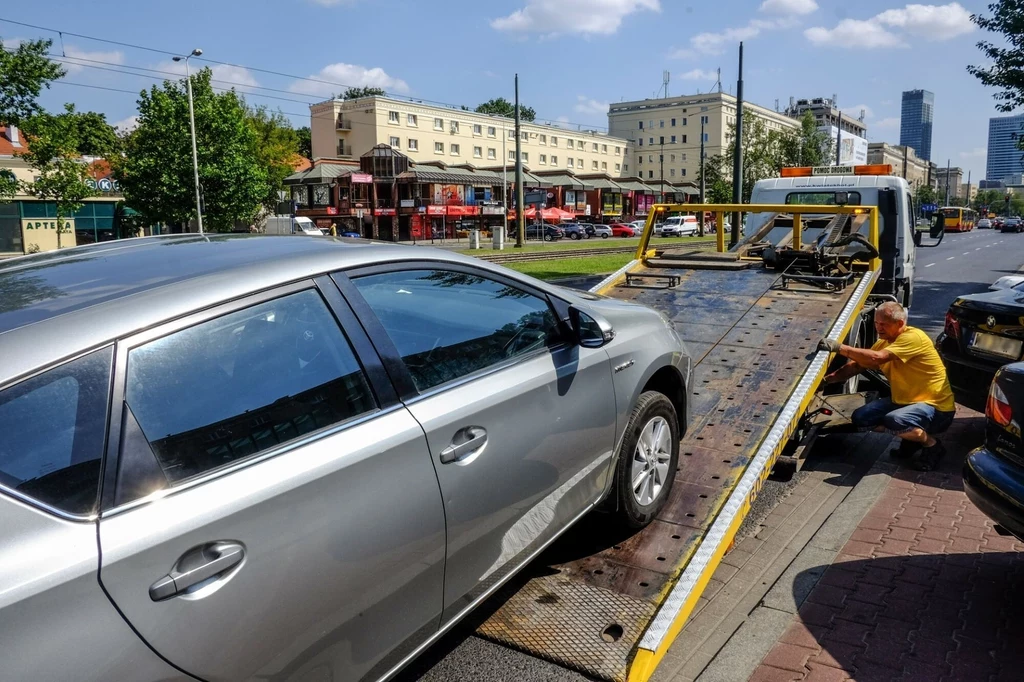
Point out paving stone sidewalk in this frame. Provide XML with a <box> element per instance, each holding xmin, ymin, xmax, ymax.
<box><xmin>750</xmin><ymin>406</ymin><xmax>1024</xmax><ymax>682</ymax></box>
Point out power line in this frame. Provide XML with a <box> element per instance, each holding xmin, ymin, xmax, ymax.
<box><xmin>0</xmin><ymin>16</ymin><xmax>613</xmax><ymax>133</ymax></box>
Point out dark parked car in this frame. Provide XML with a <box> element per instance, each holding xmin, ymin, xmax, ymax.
<box><xmin>519</xmin><ymin>223</ymin><xmax>564</xmax><ymax>241</ymax></box>
<box><xmin>963</xmin><ymin>362</ymin><xmax>1024</xmax><ymax>540</ymax></box>
<box><xmin>937</xmin><ymin>284</ymin><xmax>1024</xmax><ymax>411</ymax></box>
<box><xmin>1001</xmin><ymin>218</ymin><xmax>1022</xmax><ymax>233</ymax></box>
<box><xmin>560</xmin><ymin>223</ymin><xmax>591</xmax><ymax>240</ymax></box>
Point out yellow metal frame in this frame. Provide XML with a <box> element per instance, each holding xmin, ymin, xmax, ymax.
<box><xmin>625</xmin><ymin>267</ymin><xmax>880</xmax><ymax>682</ymax></box>
<box><xmin>633</xmin><ymin>203</ymin><xmax>881</xmax><ymax>272</ymax></box>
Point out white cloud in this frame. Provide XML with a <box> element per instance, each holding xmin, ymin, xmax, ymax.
<box><xmin>875</xmin><ymin>117</ymin><xmax>900</xmax><ymax>129</ymax></box>
<box><xmin>574</xmin><ymin>95</ymin><xmax>609</xmax><ymax>115</ymax></box>
<box><xmin>672</xmin><ymin>17</ymin><xmax>797</xmax><ymax>57</ymax></box>
<box><xmin>152</xmin><ymin>60</ymin><xmax>260</xmax><ymax>90</ymax></box>
<box><xmin>113</xmin><ymin>115</ymin><xmax>138</xmax><ymax>133</ymax></box>
<box><xmin>805</xmin><ymin>19</ymin><xmax>905</xmax><ymax>48</ymax></box>
<box><xmin>553</xmin><ymin>116</ymin><xmax>577</xmax><ymax>130</ymax></box>
<box><xmin>849</xmin><ymin>104</ymin><xmax>874</xmax><ymax>120</ymax></box>
<box><xmin>491</xmin><ymin>0</ymin><xmax>660</xmax><ymax>37</ymax></box>
<box><xmin>678</xmin><ymin>68</ymin><xmax>719</xmax><ymax>81</ymax></box>
<box><xmin>960</xmin><ymin>147</ymin><xmax>986</xmax><ymax>159</ymax></box>
<box><xmin>759</xmin><ymin>0</ymin><xmax>818</xmax><ymax>16</ymax></box>
<box><xmin>805</xmin><ymin>3</ymin><xmax>972</xmax><ymax>49</ymax></box>
<box><xmin>289</xmin><ymin>63</ymin><xmax>410</xmax><ymax>97</ymax></box>
<box><xmin>211</xmin><ymin>64</ymin><xmax>259</xmax><ymax>88</ymax></box>
<box><xmin>875</xmin><ymin>2</ymin><xmax>974</xmax><ymax>40</ymax></box>
<box><xmin>62</xmin><ymin>46</ymin><xmax>125</xmax><ymax>74</ymax></box>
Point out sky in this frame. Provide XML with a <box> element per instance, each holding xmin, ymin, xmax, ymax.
<box><xmin>0</xmin><ymin>0</ymin><xmax>1008</xmax><ymax>181</ymax></box>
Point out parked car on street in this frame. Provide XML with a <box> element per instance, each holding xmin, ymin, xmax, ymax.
<box><xmin>963</xmin><ymin>362</ymin><xmax>1024</xmax><ymax>541</ymax></box>
<box><xmin>655</xmin><ymin>215</ymin><xmax>700</xmax><ymax>237</ymax></box>
<box><xmin>589</xmin><ymin>224</ymin><xmax>613</xmax><ymax>239</ymax></box>
<box><xmin>994</xmin><ymin>217</ymin><xmax>1006</xmax><ymax>229</ymax></box>
<box><xmin>977</xmin><ymin>218</ymin><xmax>992</xmax><ymax>229</ymax></box>
<box><xmin>516</xmin><ymin>223</ymin><xmax>564</xmax><ymax>241</ymax></box>
<box><xmin>560</xmin><ymin>223</ymin><xmax>591</xmax><ymax>240</ymax></box>
<box><xmin>340</xmin><ymin>230</ymin><xmax>362</xmax><ymax>238</ymax></box>
<box><xmin>1001</xmin><ymin>217</ymin><xmax>1022</xmax><ymax>233</ymax></box>
<box><xmin>628</xmin><ymin>220</ymin><xmax>648</xmax><ymax>234</ymax></box>
<box><xmin>937</xmin><ymin>282</ymin><xmax>1024</xmax><ymax>411</ymax></box>
<box><xmin>610</xmin><ymin>223</ymin><xmax>637</xmax><ymax>238</ymax></box>
<box><xmin>0</xmin><ymin>234</ymin><xmax>691</xmax><ymax>682</ymax></box>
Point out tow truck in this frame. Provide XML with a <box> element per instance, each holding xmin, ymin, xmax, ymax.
<box><xmin>458</xmin><ymin>164</ymin><xmax>933</xmax><ymax>682</ymax></box>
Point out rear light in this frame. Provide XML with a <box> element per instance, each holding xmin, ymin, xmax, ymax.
<box><xmin>944</xmin><ymin>310</ymin><xmax>961</xmax><ymax>339</ymax></box>
<box><xmin>987</xmin><ymin>380</ymin><xmax>1014</xmax><ymax>427</ymax></box>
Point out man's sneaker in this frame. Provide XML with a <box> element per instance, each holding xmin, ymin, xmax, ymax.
<box><xmin>911</xmin><ymin>440</ymin><xmax>945</xmax><ymax>472</ymax></box>
<box><xmin>891</xmin><ymin>439</ymin><xmax>923</xmax><ymax>460</ymax></box>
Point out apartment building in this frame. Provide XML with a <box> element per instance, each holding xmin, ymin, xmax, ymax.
<box><xmin>310</xmin><ymin>96</ymin><xmax>632</xmax><ymax>177</ymax></box>
<box><xmin>784</xmin><ymin>97</ymin><xmax>868</xmax><ymax>138</ymax></box>
<box><xmin>935</xmin><ymin>166</ymin><xmax>964</xmax><ymax>203</ymax></box>
<box><xmin>607</xmin><ymin>92</ymin><xmax>799</xmax><ymax>185</ymax></box>
<box><xmin>866</xmin><ymin>142</ymin><xmax>930</xmax><ymax>190</ymax></box>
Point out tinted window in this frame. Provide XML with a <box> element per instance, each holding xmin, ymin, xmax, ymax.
<box><xmin>0</xmin><ymin>348</ymin><xmax>113</xmax><ymax>515</ymax></box>
<box><xmin>786</xmin><ymin>192</ymin><xmax>862</xmax><ymax>206</ymax></box>
<box><xmin>353</xmin><ymin>269</ymin><xmax>561</xmax><ymax>391</ymax></box>
<box><xmin>125</xmin><ymin>289</ymin><xmax>376</xmax><ymax>484</ymax></box>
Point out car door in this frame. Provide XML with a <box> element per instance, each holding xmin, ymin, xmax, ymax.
<box><xmin>97</xmin><ymin>280</ymin><xmax>446</xmax><ymax>682</ymax></box>
<box><xmin>338</xmin><ymin>265</ymin><xmax>618</xmax><ymax>622</ymax></box>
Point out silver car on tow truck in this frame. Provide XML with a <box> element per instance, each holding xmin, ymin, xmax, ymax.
<box><xmin>0</xmin><ymin>234</ymin><xmax>690</xmax><ymax>682</ymax></box>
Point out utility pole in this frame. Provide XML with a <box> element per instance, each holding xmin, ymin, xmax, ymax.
<box><xmin>966</xmin><ymin>169</ymin><xmax>971</xmax><ymax>207</ymax></box>
<box><xmin>659</xmin><ymin>137</ymin><xmax>665</xmax><ymax>204</ymax></box>
<box><xmin>730</xmin><ymin>42</ymin><xmax>744</xmax><ymax>248</ymax></box>
<box><xmin>699</xmin><ymin>118</ymin><xmax>706</xmax><ymax>204</ymax></box>
<box><xmin>944</xmin><ymin>158</ymin><xmax>951</xmax><ymax>206</ymax></box>
<box><xmin>514</xmin><ymin>74</ymin><xmax>525</xmax><ymax>248</ymax></box>
<box><xmin>902</xmin><ymin>145</ymin><xmax>908</xmax><ymax>180</ymax></box>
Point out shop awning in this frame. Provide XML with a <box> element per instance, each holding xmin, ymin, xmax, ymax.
<box><xmin>577</xmin><ymin>175</ymin><xmax>624</xmax><ymax>191</ymax></box>
<box><xmin>533</xmin><ymin>173</ymin><xmax>593</xmax><ymax>190</ymax></box>
<box><xmin>284</xmin><ymin>164</ymin><xmax>357</xmax><ymax>185</ymax></box>
<box><xmin>616</xmin><ymin>179</ymin><xmax>655</xmax><ymax>193</ymax></box>
<box><xmin>398</xmin><ymin>165</ymin><xmax>504</xmax><ymax>186</ymax></box>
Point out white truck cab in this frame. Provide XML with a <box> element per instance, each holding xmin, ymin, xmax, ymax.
<box><xmin>748</xmin><ymin>164</ymin><xmax>918</xmax><ymax>307</ymax></box>
<box><xmin>265</xmin><ymin>216</ymin><xmax>323</xmax><ymax>236</ymax></box>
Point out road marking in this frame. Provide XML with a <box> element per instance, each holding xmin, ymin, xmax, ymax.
<box><xmin>947</xmin><ymin>257</ymin><xmax>955</xmax><ymax>260</ymax></box>
<box><xmin>964</xmin><ymin>252</ymin><xmax>970</xmax><ymax>255</ymax></box>
<box><xmin>925</xmin><ymin>262</ymin><xmax>935</xmax><ymax>268</ymax></box>
<box><xmin>987</xmin><ymin>244</ymin><xmax>993</xmax><ymax>247</ymax></box>
<box><xmin>976</xmin><ymin>247</ymin><xmax>981</xmax><ymax>250</ymax></box>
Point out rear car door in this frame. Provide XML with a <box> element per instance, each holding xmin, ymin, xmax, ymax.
<box><xmin>97</xmin><ymin>281</ymin><xmax>447</xmax><ymax>682</ymax></box>
<box><xmin>339</xmin><ymin>265</ymin><xmax>618</xmax><ymax>622</ymax></box>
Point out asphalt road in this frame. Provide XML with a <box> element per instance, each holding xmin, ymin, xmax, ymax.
<box><xmin>397</xmin><ymin>228</ymin><xmax>1024</xmax><ymax>682</ymax></box>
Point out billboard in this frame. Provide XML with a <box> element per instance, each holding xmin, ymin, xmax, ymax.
<box><xmin>821</xmin><ymin>126</ymin><xmax>868</xmax><ymax>166</ymax></box>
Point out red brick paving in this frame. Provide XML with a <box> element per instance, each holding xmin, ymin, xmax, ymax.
<box><xmin>749</xmin><ymin>408</ymin><xmax>1024</xmax><ymax>681</ymax></box>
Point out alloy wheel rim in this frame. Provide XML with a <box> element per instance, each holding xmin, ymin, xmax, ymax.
<box><xmin>631</xmin><ymin>416</ymin><xmax>671</xmax><ymax>506</ymax></box>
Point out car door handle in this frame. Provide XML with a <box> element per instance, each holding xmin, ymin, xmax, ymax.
<box><xmin>149</xmin><ymin>541</ymin><xmax>245</xmax><ymax>601</ymax></box>
<box><xmin>439</xmin><ymin>427</ymin><xmax>487</xmax><ymax>464</ymax></box>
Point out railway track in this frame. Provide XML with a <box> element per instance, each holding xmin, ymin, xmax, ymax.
<box><xmin>477</xmin><ymin>240</ymin><xmax>716</xmax><ymax>264</ymax></box>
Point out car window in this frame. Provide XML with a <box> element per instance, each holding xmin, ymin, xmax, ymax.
<box><xmin>352</xmin><ymin>269</ymin><xmax>562</xmax><ymax>392</ymax></box>
<box><xmin>124</xmin><ymin>289</ymin><xmax>376</xmax><ymax>484</ymax></box>
<box><xmin>0</xmin><ymin>347</ymin><xmax>113</xmax><ymax>515</ymax></box>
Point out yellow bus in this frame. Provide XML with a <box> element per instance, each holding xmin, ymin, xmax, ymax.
<box><xmin>940</xmin><ymin>206</ymin><xmax>977</xmax><ymax>232</ymax></box>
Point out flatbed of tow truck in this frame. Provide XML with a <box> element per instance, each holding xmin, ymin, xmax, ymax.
<box><xmin>467</xmin><ymin>204</ymin><xmax>883</xmax><ymax>682</ymax></box>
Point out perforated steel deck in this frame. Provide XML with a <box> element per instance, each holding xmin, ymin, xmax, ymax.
<box><xmin>475</xmin><ymin>265</ymin><xmax>867</xmax><ymax>681</ymax></box>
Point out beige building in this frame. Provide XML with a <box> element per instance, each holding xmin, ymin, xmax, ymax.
<box><xmin>866</xmin><ymin>142</ymin><xmax>930</xmax><ymax>190</ymax></box>
<box><xmin>784</xmin><ymin>97</ymin><xmax>868</xmax><ymax>138</ymax></box>
<box><xmin>961</xmin><ymin>182</ymin><xmax>978</xmax><ymax>204</ymax></box>
<box><xmin>310</xmin><ymin>96</ymin><xmax>632</xmax><ymax>177</ymax></box>
<box><xmin>607</xmin><ymin>92</ymin><xmax>800</xmax><ymax>185</ymax></box>
<box><xmin>935</xmin><ymin>166</ymin><xmax>964</xmax><ymax>203</ymax></box>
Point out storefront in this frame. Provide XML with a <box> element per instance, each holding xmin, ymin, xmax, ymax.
<box><xmin>284</xmin><ymin>161</ymin><xmax>367</xmax><ymax>235</ymax></box>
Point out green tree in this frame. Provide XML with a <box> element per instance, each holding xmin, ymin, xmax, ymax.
<box><xmin>695</xmin><ymin>153</ymin><xmax>732</xmax><ymax>203</ymax></box>
<box><xmin>724</xmin><ymin>112</ymin><xmax>792</xmax><ymax>201</ymax></box>
<box><xmin>66</xmin><ymin>109</ymin><xmax>119</xmax><ymax>157</ymax></box>
<box><xmin>968</xmin><ymin>1</ymin><xmax>1024</xmax><ymax>112</ymax></box>
<box><xmin>0</xmin><ymin>169</ymin><xmax>16</xmax><ymax>203</ymax></box>
<box><xmin>18</xmin><ymin>105</ymin><xmax>98</xmax><ymax>248</ymax></box>
<box><xmin>340</xmin><ymin>86</ymin><xmax>386</xmax><ymax>99</ymax></box>
<box><xmin>781</xmin><ymin>111</ymin><xmax>834</xmax><ymax>168</ymax></box>
<box><xmin>114</xmin><ymin>68</ymin><xmax>267</xmax><ymax>232</ymax></box>
<box><xmin>915</xmin><ymin>184</ymin><xmax>937</xmax><ymax>208</ymax></box>
<box><xmin>0</xmin><ymin>38</ymin><xmax>65</xmax><ymax>126</ymax></box>
<box><xmin>248</xmin><ymin>106</ymin><xmax>300</xmax><ymax>213</ymax></box>
<box><xmin>296</xmin><ymin>125</ymin><xmax>311</xmax><ymax>158</ymax></box>
<box><xmin>475</xmin><ymin>97</ymin><xmax>536</xmax><ymax>122</ymax></box>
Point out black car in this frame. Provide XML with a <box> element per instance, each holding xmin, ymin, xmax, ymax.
<box><xmin>560</xmin><ymin>223</ymin><xmax>591</xmax><ymax>240</ymax></box>
<box><xmin>1001</xmin><ymin>218</ymin><xmax>1022</xmax><ymax>233</ymax></box>
<box><xmin>937</xmin><ymin>285</ymin><xmax>1024</xmax><ymax>411</ymax></box>
<box><xmin>513</xmin><ymin>223</ymin><xmax>564</xmax><ymax>241</ymax></box>
<box><xmin>963</xmin><ymin>362</ymin><xmax>1024</xmax><ymax>540</ymax></box>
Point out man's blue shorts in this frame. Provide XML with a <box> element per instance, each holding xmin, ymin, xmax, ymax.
<box><xmin>851</xmin><ymin>397</ymin><xmax>955</xmax><ymax>436</ymax></box>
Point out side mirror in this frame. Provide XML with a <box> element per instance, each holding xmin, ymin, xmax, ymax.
<box><xmin>569</xmin><ymin>306</ymin><xmax>614</xmax><ymax>348</ymax></box>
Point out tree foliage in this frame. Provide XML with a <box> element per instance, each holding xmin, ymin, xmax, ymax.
<box><xmin>296</xmin><ymin>125</ymin><xmax>311</xmax><ymax>158</ymax></box>
<box><xmin>248</xmin><ymin>106</ymin><xmax>300</xmax><ymax>212</ymax></box>
<box><xmin>340</xmin><ymin>86</ymin><xmax>386</xmax><ymax>99</ymax></box>
<box><xmin>968</xmin><ymin>1</ymin><xmax>1024</xmax><ymax>112</ymax></box>
<box><xmin>0</xmin><ymin>38</ymin><xmax>65</xmax><ymax>126</ymax></box>
<box><xmin>113</xmin><ymin>68</ymin><xmax>267</xmax><ymax>232</ymax></box>
<box><xmin>475</xmin><ymin>97</ymin><xmax>536</xmax><ymax>122</ymax></box>
<box><xmin>915</xmin><ymin>184</ymin><xmax>937</xmax><ymax>207</ymax></box>
<box><xmin>18</xmin><ymin>104</ymin><xmax>97</xmax><ymax>248</ymax></box>
<box><xmin>66</xmin><ymin>109</ymin><xmax>120</xmax><ymax>157</ymax></box>
<box><xmin>695</xmin><ymin>153</ymin><xmax>732</xmax><ymax>203</ymax></box>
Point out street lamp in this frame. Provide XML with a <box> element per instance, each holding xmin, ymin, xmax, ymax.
<box><xmin>173</xmin><ymin>48</ymin><xmax>204</xmax><ymax>235</ymax></box>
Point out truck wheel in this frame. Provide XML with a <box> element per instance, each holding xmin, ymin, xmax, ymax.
<box><xmin>613</xmin><ymin>391</ymin><xmax>679</xmax><ymax>529</ymax></box>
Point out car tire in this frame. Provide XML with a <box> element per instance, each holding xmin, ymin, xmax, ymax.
<box><xmin>544</xmin><ymin>234</ymin><xmax>553</xmax><ymax>241</ymax></box>
<box><xmin>602</xmin><ymin>234</ymin><xmax>609</xmax><ymax>239</ymax></box>
<box><xmin>612</xmin><ymin>391</ymin><xmax>679</xmax><ymax>529</ymax></box>
<box><xmin>570</xmin><ymin>232</ymin><xmax>580</xmax><ymax>240</ymax></box>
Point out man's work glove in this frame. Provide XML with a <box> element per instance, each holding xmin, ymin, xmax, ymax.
<box><xmin>817</xmin><ymin>337</ymin><xmax>842</xmax><ymax>353</ymax></box>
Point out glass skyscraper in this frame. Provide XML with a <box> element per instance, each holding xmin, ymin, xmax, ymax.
<box><xmin>986</xmin><ymin>114</ymin><xmax>1024</xmax><ymax>182</ymax></box>
<box><xmin>899</xmin><ymin>90</ymin><xmax>934</xmax><ymax>162</ymax></box>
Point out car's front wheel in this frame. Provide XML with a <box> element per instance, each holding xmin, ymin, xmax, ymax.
<box><xmin>602</xmin><ymin>233</ymin><xmax>609</xmax><ymax>239</ymax></box>
<box><xmin>544</xmin><ymin>234</ymin><xmax>553</xmax><ymax>241</ymax></box>
<box><xmin>569</xmin><ymin>232</ymin><xmax>580</xmax><ymax>240</ymax></box>
<box><xmin>613</xmin><ymin>391</ymin><xmax>679</xmax><ymax>528</ymax></box>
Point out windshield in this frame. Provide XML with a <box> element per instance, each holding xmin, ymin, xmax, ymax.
<box><xmin>785</xmin><ymin>191</ymin><xmax>862</xmax><ymax>206</ymax></box>
<box><xmin>941</xmin><ymin>208</ymin><xmax>960</xmax><ymax>217</ymax></box>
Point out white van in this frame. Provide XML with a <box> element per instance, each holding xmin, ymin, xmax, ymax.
<box><xmin>657</xmin><ymin>215</ymin><xmax>700</xmax><ymax>237</ymax></box>
<box><xmin>264</xmin><ymin>216</ymin><xmax>323</xmax><ymax>236</ymax></box>
<box><xmin>747</xmin><ymin>166</ymin><xmax>918</xmax><ymax>307</ymax></box>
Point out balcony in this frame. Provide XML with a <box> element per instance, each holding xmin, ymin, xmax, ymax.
<box><xmin>336</xmin><ymin>116</ymin><xmax>352</xmax><ymax>131</ymax></box>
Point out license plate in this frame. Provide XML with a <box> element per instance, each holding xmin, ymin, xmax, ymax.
<box><xmin>971</xmin><ymin>331</ymin><xmax>1023</xmax><ymax>359</ymax></box>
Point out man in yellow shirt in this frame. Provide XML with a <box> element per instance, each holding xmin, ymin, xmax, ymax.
<box><xmin>820</xmin><ymin>301</ymin><xmax>955</xmax><ymax>471</ymax></box>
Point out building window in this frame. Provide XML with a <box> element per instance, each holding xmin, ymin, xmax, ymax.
<box><xmin>671</xmin><ymin>118</ymin><xmax>676</xmax><ymax>126</ymax></box>
<box><xmin>539</xmin><ymin>134</ymin><xmax>547</xmax><ymax>145</ymax></box>
<box><xmin>473</xmin><ymin>124</ymin><xmax>481</xmax><ymax>136</ymax></box>
<box><xmin>649</xmin><ymin>155</ymin><xmax>653</xmax><ymax>162</ymax></box>
<box><xmin>681</xmin><ymin>153</ymin><xmax>687</xmax><ymax>161</ymax></box>
<box><xmin>407</xmin><ymin>114</ymin><xmax>418</xmax><ymax>126</ymax></box>
<box><xmin>522</xmin><ymin>152</ymin><xmax>528</xmax><ymax>162</ymax></box>
<box><xmin>601</xmin><ymin>161</ymin><xmax>607</xmax><ymax>171</ymax></box>
<box><xmin>670</xmin><ymin>168</ymin><xmax>676</xmax><ymax>177</ymax></box>
<box><xmin>701</xmin><ymin>106</ymin><xmax>709</xmax><ymax>112</ymax></box>
<box><xmin>682</xmin><ymin>118</ymin><xmax>687</xmax><ymax>126</ymax></box>
<box><xmin>509</xmin><ymin>150</ymin><xmax>515</xmax><ymax>160</ymax></box>
<box><xmin>577</xmin><ymin>157</ymin><xmax>583</xmax><ymax>168</ymax></box>
<box><xmin>408</xmin><ymin>139</ymin><xmax>418</xmax><ymax>151</ymax></box>
<box><xmin>577</xmin><ymin>141</ymin><xmax>584</xmax><ymax>150</ymax></box>
<box><xmin>551</xmin><ymin>136</ymin><xmax>558</xmax><ymax>146</ymax></box>
<box><xmin>508</xmin><ymin>129</ymin><xmax>515</xmax><ymax>139</ymax></box>
<box><xmin>602</xmin><ymin>144</ymin><xmax>607</xmax><ymax>153</ymax></box>
<box><xmin>659</xmin><ymin>136</ymin><xmax>665</xmax><ymax>145</ymax></box>
<box><xmin>551</xmin><ymin>155</ymin><xmax>558</xmax><ymax>165</ymax></box>
<box><xmin>670</xmin><ymin>154</ymin><xmax>676</xmax><ymax>162</ymax></box>
<box><xmin>434</xmin><ymin>118</ymin><xmax>444</xmax><ymax>130</ymax></box>
<box><xmin>649</xmin><ymin>120</ymin><xmax>654</xmax><ymax>129</ymax></box>
<box><xmin>700</xmin><ymin>115</ymin><xmax>709</xmax><ymax>125</ymax></box>
<box><xmin>473</xmin><ymin>146</ymin><xmax>482</xmax><ymax>158</ymax></box>
<box><xmin>638</xmin><ymin>156</ymin><xmax>643</xmax><ymax>164</ymax></box>
<box><xmin>592</xmin><ymin>160</ymin><xmax>598</xmax><ymax>170</ymax></box>
<box><xmin>639</xmin><ymin>121</ymin><xmax>644</xmax><ymax>130</ymax></box>
<box><xmin>682</xmin><ymin>135</ymin><xmax>687</xmax><ymax>144</ymax></box>
<box><xmin>388</xmin><ymin>111</ymin><xmax>399</xmax><ymax>124</ymax></box>
<box><xmin>660</xmin><ymin>120</ymin><xmax>664</xmax><ymax>128</ymax></box>
<box><xmin>615</xmin><ymin>146</ymin><xmax>621</xmax><ymax>154</ymax></box>
<box><xmin>488</xmin><ymin>147</ymin><xmax>496</xmax><ymax>159</ymax></box>
<box><xmin>681</xmin><ymin>168</ymin><xmax>687</xmax><ymax>176</ymax></box>
<box><xmin>567</xmin><ymin>138</ymin><xmax>574</xmax><ymax>148</ymax></box>
<box><xmin>434</xmin><ymin>142</ymin><xmax>444</xmax><ymax>154</ymax></box>
<box><xmin>615</xmin><ymin>163</ymin><xmax>621</xmax><ymax>173</ymax></box>
<box><xmin>638</xmin><ymin>138</ymin><xmax>643</xmax><ymax>146</ymax></box>
<box><xmin>539</xmin><ymin>154</ymin><xmax>547</xmax><ymax>164</ymax></box>
<box><xmin>592</xmin><ymin>143</ymin><xmax>598</xmax><ymax>152</ymax></box>
<box><xmin>450</xmin><ymin>121</ymin><xmax>460</xmax><ymax>133</ymax></box>
<box><xmin>648</xmin><ymin>170</ymin><xmax>654</xmax><ymax>179</ymax></box>
<box><xmin>623</xmin><ymin>163</ymin><xmax>629</xmax><ymax>172</ymax></box>
<box><xmin>521</xmin><ymin>131</ymin><xmax>528</xmax><ymax>141</ymax></box>
<box><xmin>649</xmin><ymin>137</ymin><xmax>654</xmax><ymax>145</ymax></box>
<box><xmin>702</xmin><ymin>133</ymin><xmax>709</xmax><ymax>142</ymax></box>
<box><xmin>487</xmin><ymin>126</ymin><xmax>496</xmax><ymax>137</ymax></box>
<box><xmin>568</xmin><ymin>158</ymin><xmax>575</xmax><ymax>168</ymax></box>
<box><xmin>671</xmin><ymin>135</ymin><xmax>676</xmax><ymax>143</ymax></box>
<box><xmin>389</xmin><ymin>136</ymin><xmax>400</xmax><ymax>148</ymax></box>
